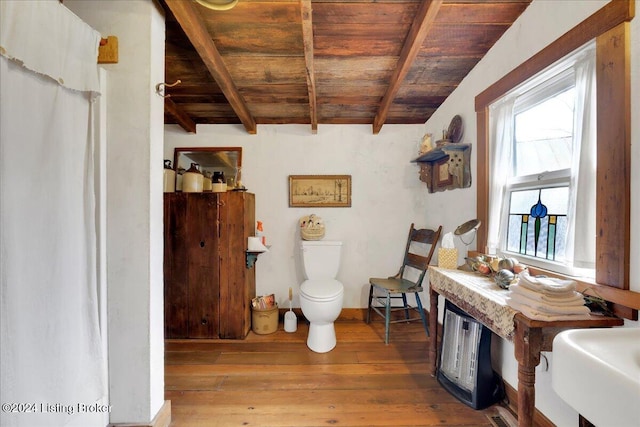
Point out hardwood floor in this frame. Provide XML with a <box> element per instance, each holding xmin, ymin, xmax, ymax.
<box><xmin>165</xmin><ymin>319</ymin><xmax>510</xmax><ymax>427</ymax></box>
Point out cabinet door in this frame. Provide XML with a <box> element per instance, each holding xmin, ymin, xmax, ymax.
<box><xmin>164</xmin><ymin>194</ymin><xmax>189</xmax><ymax>338</ymax></box>
<box><xmin>219</xmin><ymin>192</ymin><xmax>256</xmax><ymax>339</ymax></box>
<box><xmin>186</xmin><ymin>194</ymin><xmax>221</xmax><ymax>338</ymax></box>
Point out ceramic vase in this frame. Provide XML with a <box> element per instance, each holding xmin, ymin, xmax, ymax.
<box><xmin>163</xmin><ymin>160</ymin><xmax>176</xmax><ymax>193</ymax></box>
<box><xmin>182</xmin><ymin>163</ymin><xmax>203</xmax><ymax>193</ymax></box>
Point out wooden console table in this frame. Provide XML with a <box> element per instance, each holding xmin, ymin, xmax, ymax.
<box><xmin>427</xmin><ymin>267</ymin><xmax>623</xmax><ymax>427</ymax></box>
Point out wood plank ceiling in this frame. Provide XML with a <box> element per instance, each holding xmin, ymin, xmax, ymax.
<box><xmin>161</xmin><ymin>0</ymin><xmax>532</xmax><ymax>134</ymax></box>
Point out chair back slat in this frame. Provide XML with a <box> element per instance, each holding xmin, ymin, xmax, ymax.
<box><xmin>410</xmin><ymin>228</ymin><xmax>439</xmax><ymax>245</ymax></box>
<box><xmin>399</xmin><ymin>224</ymin><xmax>442</xmax><ymax>283</ymax></box>
<box><xmin>404</xmin><ymin>252</ymin><xmax>429</xmax><ymax>270</ymax></box>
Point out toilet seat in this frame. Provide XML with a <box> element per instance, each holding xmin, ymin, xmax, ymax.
<box><xmin>300</xmin><ymin>279</ymin><xmax>343</xmax><ymax>301</ymax></box>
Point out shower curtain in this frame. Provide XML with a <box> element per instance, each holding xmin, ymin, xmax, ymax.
<box><xmin>0</xmin><ymin>1</ymin><xmax>104</xmax><ymax>426</ymax></box>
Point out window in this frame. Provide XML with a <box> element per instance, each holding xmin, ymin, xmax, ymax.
<box><xmin>488</xmin><ymin>43</ymin><xmax>596</xmax><ymax>276</ymax></box>
<box><xmin>475</xmin><ymin>1</ymin><xmax>634</xmax><ymax>317</ymax></box>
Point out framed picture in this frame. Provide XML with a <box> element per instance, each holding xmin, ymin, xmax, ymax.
<box><xmin>289</xmin><ymin>175</ymin><xmax>352</xmax><ymax>207</ymax></box>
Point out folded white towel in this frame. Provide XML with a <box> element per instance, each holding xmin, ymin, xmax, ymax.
<box><xmin>507</xmin><ymin>299</ymin><xmax>592</xmax><ymax>321</ymax></box>
<box><xmin>509</xmin><ymin>294</ymin><xmax>589</xmax><ymax>315</ymax></box>
<box><xmin>510</xmin><ymin>283</ymin><xmax>584</xmax><ymax>305</ymax></box>
<box><xmin>518</xmin><ymin>272</ymin><xmax>577</xmax><ymax>295</ymax></box>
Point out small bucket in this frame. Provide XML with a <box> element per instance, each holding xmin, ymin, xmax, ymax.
<box><xmin>252</xmin><ymin>304</ymin><xmax>278</xmax><ymax>335</ymax></box>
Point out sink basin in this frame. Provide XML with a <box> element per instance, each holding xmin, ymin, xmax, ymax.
<box><xmin>552</xmin><ymin>327</ymin><xmax>640</xmax><ymax>427</ymax></box>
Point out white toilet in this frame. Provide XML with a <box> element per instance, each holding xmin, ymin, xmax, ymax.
<box><xmin>299</xmin><ymin>240</ymin><xmax>344</xmax><ymax>353</ymax></box>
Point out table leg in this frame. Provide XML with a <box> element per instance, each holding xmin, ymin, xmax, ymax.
<box><xmin>514</xmin><ymin>319</ymin><xmax>542</xmax><ymax>427</ymax></box>
<box><xmin>428</xmin><ymin>287</ymin><xmax>439</xmax><ymax>376</ymax></box>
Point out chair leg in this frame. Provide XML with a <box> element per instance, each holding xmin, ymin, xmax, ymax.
<box><xmin>384</xmin><ymin>293</ymin><xmax>391</xmax><ymax>345</ymax></box>
<box><xmin>415</xmin><ymin>292</ymin><xmax>429</xmax><ymax>337</ymax></box>
<box><xmin>401</xmin><ymin>293</ymin><xmax>410</xmax><ymax>320</ymax></box>
<box><xmin>366</xmin><ymin>285</ymin><xmax>373</xmax><ymax>324</ymax></box>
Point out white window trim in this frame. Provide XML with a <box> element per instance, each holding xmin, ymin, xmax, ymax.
<box><xmin>488</xmin><ymin>41</ymin><xmax>596</xmax><ymax>278</ymax></box>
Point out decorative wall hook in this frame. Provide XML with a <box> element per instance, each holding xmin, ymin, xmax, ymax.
<box><xmin>156</xmin><ymin>80</ymin><xmax>181</xmax><ymax>98</ymax></box>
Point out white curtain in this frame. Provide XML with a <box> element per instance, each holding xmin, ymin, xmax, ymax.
<box><xmin>565</xmin><ymin>52</ymin><xmax>597</xmax><ymax>270</ymax></box>
<box><xmin>0</xmin><ymin>2</ymin><xmax>103</xmax><ymax>426</ymax></box>
<box><xmin>487</xmin><ymin>97</ymin><xmax>516</xmax><ymax>254</ymax></box>
<box><xmin>487</xmin><ymin>42</ymin><xmax>596</xmax><ymax>272</ymax></box>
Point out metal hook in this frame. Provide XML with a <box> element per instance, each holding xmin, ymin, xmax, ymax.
<box><xmin>156</xmin><ymin>79</ymin><xmax>181</xmax><ymax>98</ymax></box>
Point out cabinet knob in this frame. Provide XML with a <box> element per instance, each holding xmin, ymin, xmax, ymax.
<box><xmin>201</xmin><ymin>318</ymin><xmax>207</xmax><ymax>325</ymax></box>
<box><xmin>200</xmin><ymin>241</ymin><xmax>205</xmax><ymax>248</ymax></box>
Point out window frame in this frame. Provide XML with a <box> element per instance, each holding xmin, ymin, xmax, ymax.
<box><xmin>474</xmin><ymin>1</ymin><xmax>637</xmax><ymax>318</ymax></box>
<box><xmin>497</xmin><ymin>60</ymin><xmax>584</xmax><ymax>274</ymax></box>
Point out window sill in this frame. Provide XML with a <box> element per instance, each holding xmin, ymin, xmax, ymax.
<box><xmin>468</xmin><ymin>250</ymin><xmax>640</xmax><ymax>312</ymax></box>
<box><xmin>501</xmin><ymin>251</ymin><xmax>595</xmax><ymax>281</ymax></box>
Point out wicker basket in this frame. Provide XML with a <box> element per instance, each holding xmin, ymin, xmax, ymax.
<box><xmin>300</xmin><ymin>214</ymin><xmax>325</xmax><ymax>240</ymax></box>
<box><xmin>301</xmin><ymin>227</ymin><xmax>325</xmax><ymax>241</ymax></box>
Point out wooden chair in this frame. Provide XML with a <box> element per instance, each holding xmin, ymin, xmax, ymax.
<box><xmin>366</xmin><ymin>223</ymin><xmax>442</xmax><ymax>344</ymax></box>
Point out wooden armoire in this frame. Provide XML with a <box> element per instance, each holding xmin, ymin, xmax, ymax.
<box><xmin>164</xmin><ymin>191</ymin><xmax>256</xmax><ymax>339</ymax></box>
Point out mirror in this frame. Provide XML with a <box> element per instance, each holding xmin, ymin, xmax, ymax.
<box><xmin>454</xmin><ymin>219</ymin><xmax>481</xmax><ymax>236</ymax></box>
<box><xmin>455</xmin><ymin>218</ymin><xmax>481</xmax><ymax>247</ymax></box>
<box><xmin>174</xmin><ymin>147</ymin><xmax>242</xmax><ymax>186</ymax></box>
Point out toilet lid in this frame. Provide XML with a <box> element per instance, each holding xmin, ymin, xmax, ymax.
<box><xmin>300</xmin><ymin>279</ymin><xmax>343</xmax><ymax>300</ymax></box>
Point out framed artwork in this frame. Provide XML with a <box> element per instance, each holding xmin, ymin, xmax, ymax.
<box><xmin>289</xmin><ymin>175</ymin><xmax>352</xmax><ymax>207</ymax></box>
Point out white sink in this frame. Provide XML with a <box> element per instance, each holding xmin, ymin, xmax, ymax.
<box><xmin>552</xmin><ymin>327</ymin><xmax>640</xmax><ymax>427</ymax></box>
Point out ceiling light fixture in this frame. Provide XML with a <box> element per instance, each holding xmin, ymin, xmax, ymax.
<box><xmin>194</xmin><ymin>0</ymin><xmax>239</xmax><ymax>11</ymax></box>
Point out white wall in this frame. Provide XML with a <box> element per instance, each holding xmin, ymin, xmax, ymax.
<box><xmin>423</xmin><ymin>1</ymin><xmax>640</xmax><ymax>425</ymax></box>
<box><xmin>165</xmin><ymin>124</ymin><xmax>472</xmax><ymax>309</ymax></box>
<box><xmin>65</xmin><ymin>0</ymin><xmax>166</xmax><ymax>424</ymax></box>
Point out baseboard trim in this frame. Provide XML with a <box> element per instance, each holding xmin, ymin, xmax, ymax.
<box><xmin>337</xmin><ymin>307</ymin><xmax>369</xmax><ymax>321</ymax></box>
<box><xmin>108</xmin><ymin>400</ymin><xmax>171</xmax><ymax>427</ymax></box>
<box><xmin>503</xmin><ymin>382</ymin><xmax>554</xmax><ymax>427</ymax></box>
<box><xmin>279</xmin><ymin>307</ymin><xmax>429</xmax><ymax>322</ymax></box>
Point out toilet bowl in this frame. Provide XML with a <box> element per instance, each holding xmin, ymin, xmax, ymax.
<box><xmin>299</xmin><ymin>240</ymin><xmax>344</xmax><ymax>353</ymax></box>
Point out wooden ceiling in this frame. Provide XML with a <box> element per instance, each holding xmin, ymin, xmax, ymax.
<box><xmin>161</xmin><ymin>0</ymin><xmax>532</xmax><ymax>134</ymax></box>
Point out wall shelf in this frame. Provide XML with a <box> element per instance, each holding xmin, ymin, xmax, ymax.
<box><xmin>246</xmin><ymin>248</ymin><xmax>269</xmax><ymax>269</ymax></box>
<box><xmin>412</xmin><ymin>144</ymin><xmax>472</xmax><ymax>193</ymax></box>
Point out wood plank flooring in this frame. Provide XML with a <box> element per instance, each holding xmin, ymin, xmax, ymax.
<box><xmin>165</xmin><ymin>319</ymin><xmax>508</xmax><ymax>427</ymax></box>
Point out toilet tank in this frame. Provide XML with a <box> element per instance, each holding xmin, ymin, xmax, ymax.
<box><xmin>301</xmin><ymin>240</ymin><xmax>342</xmax><ymax>280</ymax></box>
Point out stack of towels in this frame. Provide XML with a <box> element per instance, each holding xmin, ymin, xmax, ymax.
<box><xmin>507</xmin><ymin>272</ymin><xmax>591</xmax><ymax>321</ymax></box>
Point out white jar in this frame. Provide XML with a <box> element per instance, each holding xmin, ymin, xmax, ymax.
<box><xmin>202</xmin><ymin>171</ymin><xmax>213</xmax><ymax>192</ymax></box>
<box><xmin>163</xmin><ymin>160</ymin><xmax>176</xmax><ymax>192</ymax></box>
<box><xmin>182</xmin><ymin>163</ymin><xmax>203</xmax><ymax>193</ymax></box>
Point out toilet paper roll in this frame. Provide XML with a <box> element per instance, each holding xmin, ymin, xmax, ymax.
<box><xmin>248</xmin><ymin>236</ymin><xmax>268</xmax><ymax>252</ymax></box>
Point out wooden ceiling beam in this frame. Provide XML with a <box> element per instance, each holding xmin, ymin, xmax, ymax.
<box><xmin>300</xmin><ymin>0</ymin><xmax>318</xmax><ymax>134</ymax></box>
<box><xmin>164</xmin><ymin>0</ymin><xmax>257</xmax><ymax>134</ymax></box>
<box><xmin>165</xmin><ymin>97</ymin><xmax>197</xmax><ymax>133</ymax></box>
<box><xmin>372</xmin><ymin>0</ymin><xmax>443</xmax><ymax>134</ymax></box>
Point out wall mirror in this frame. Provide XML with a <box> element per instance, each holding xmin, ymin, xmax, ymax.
<box><xmin>174</xmin><ymin>147</ymin><xmax>242</xmax><ymax>184</ymax></box>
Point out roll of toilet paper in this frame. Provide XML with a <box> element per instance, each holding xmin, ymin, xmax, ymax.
<box><xmin>248</xmin><ymin>236</ymin><xmax>268</xmax><ymax>252</ymax></box>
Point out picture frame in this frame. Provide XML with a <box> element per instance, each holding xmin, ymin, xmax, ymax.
<box><xmin>289</xmin><ymin>175</ymin><xmax>352</xmax><ymax>207</ymax></box>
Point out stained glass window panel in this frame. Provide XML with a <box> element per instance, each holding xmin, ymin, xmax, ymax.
<box><xmin>509</xmin><ymin>187</ymin><xmax>569</xmax><ymax>215</ymax></box>
<box><xmin>506</xmin><ymin>187</ymin><xmax>569</xmax><ymax>260</ymax></box>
